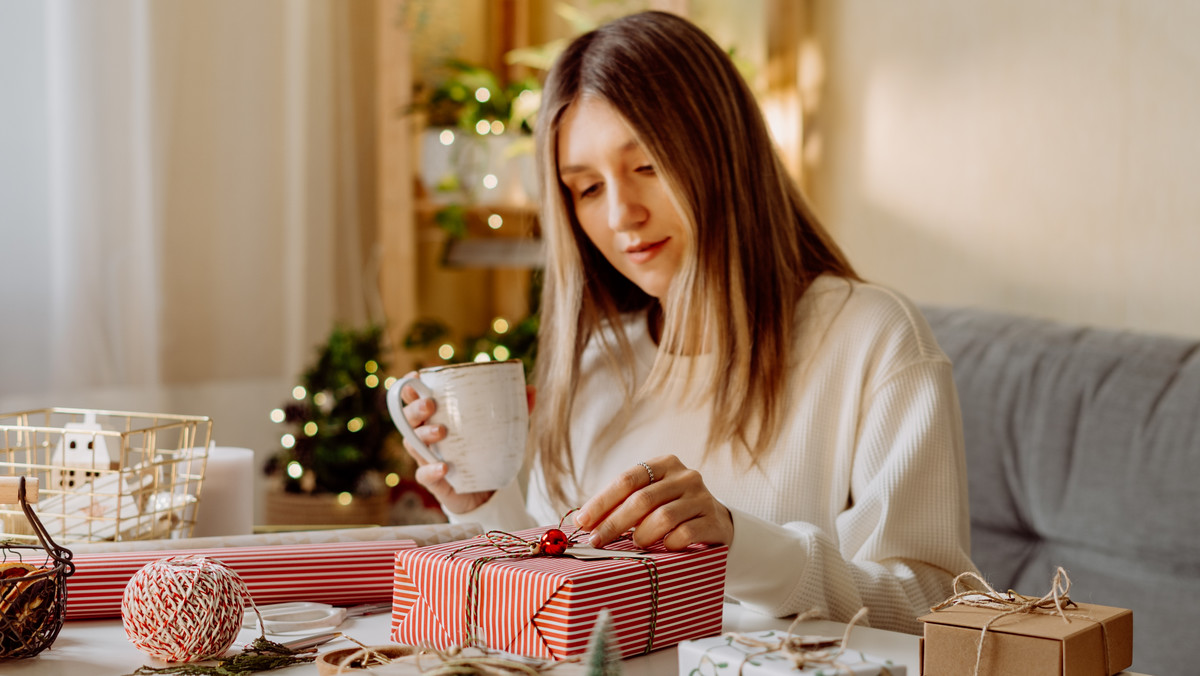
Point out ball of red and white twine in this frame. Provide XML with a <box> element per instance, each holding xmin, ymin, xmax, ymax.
<box><xmin>121</xmin><ymin>555</ymin><xmax>249</xmax><ymax>662</ymax></box>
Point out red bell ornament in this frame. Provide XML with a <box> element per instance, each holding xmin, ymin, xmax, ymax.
<box><xmin>538</xmin><ymin>528</ymin><xmax>569</xmax><ymax>556</ymax></box>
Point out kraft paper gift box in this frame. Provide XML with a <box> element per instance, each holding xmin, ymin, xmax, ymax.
<box><xmin>677</xmin><ymin>631</ymin><xmax>906</xmax><ymax>675</ymax></box>
<box><xmin>918</xmin><ymin>601</ymin><xmax>1133</xmax><ymax>676</ymax></box>
<box><xmin>390</xmin><ymin>525</ymin><xmax>728</xmax><ymax>661</ymax></box>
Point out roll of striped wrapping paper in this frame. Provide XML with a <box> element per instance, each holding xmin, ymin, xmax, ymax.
<box><xmin>66</xmin><ymin>539</ymin><xmax>417</xmax><ymax>620</ymax></box>
<box><xmin>391</xmin><ymin>526</ymin><xmax>728</xmax><ymax>661</ymax></box>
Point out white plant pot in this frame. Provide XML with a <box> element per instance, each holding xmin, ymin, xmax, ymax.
<box><xmin>420</xmin><ymin>127</ymin><xmax>537</xmax><ymax>207</ymax></box>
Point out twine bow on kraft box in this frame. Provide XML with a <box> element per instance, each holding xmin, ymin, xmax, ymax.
<box><xmin>918</xmin><ymin>568</ymin><xmax>1133</xmax><ymax>676</ymax></box>
<box><xmin>390</xmin><ymin>525</ymin><xmax>728</xmax><ymax>661</ymax></box>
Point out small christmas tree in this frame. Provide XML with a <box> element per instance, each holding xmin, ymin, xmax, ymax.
<box><xmin>583</xmin><ymin>609</ymin><xmax>622</xmax><ymax>676</ymax></box>
<box><xmin>263</xmin><ymin>324</ymin><xmax>402</xmax><ymax>496</ymax></box>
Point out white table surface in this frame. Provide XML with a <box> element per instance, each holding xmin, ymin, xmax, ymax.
<box><xmin>4</xmin><ymin>602</ymin><xmax>1149</xmax><ymax>675</ymax></box>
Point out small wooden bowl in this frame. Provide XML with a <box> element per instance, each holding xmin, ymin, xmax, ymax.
<box><xmin>317</xmin><ymin>644</ymin><xmax>415</xmax><ymax>675</ymax></box>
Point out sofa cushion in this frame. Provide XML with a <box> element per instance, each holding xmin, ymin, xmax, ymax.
<box><xmin>922</xmin><ymin>305</ymin><xmax>1200</xmax><ymax>676</ymax></box>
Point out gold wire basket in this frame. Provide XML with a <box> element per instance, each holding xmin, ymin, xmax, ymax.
<box><xmin>0</xmin><ymin>408</ymin><xmax>212</xmax><ymax>545</ymax></box>
<box><xmin>0</xmin><ymin>477</ymin><xmax>74</xmax><ymax>660</ymax></box>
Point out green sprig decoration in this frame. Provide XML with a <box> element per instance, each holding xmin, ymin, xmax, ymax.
<box><xmin>122</xmin><ymin>637</ymin><xmax>315</xmax><ymax>676</ymax></box>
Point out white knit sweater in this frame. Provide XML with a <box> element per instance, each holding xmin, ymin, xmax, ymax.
<box><xmin>451</xmin><ymin>275</ymin><xmax>976</xmax><ymax>634</ymax></box>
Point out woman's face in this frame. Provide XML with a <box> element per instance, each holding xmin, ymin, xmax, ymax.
<box><xmin>556</xmin><ymin>97</ymin><xmax>687</xmax><ymax>301</ymax></box>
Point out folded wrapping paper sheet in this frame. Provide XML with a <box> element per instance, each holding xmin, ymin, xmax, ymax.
<box><xmin>68</xmin><ymin>522</ymin><xmax>483</xmax><ymax>553</ymax></box>
<box><xmin>391</xmin><ymin>526</ymin><xmax>728</xmax><ymax>661</ymax></box>
<box><xmin>677</xmin><ymin>631</ymin><xmax>906</xmax><ymax>675</ymax></box>
<box><xmin>66</xmin><ymin>539</ymin><xmax>418</xmax><ymax>620</ymax></box>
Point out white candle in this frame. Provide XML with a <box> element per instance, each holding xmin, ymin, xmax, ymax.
<box><xmin>191</xmin><ymin>444</ymin><xmax>255</xmax><ymax>538</ymax></box>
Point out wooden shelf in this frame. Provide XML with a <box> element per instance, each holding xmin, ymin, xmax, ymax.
<box><xmin>441</xmin><ymin>237</ymin><xmax>543</xmax><ymax>269</ymax></box>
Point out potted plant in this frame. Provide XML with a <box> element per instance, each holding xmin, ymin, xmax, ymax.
<box><xmin>414</xmin><ymin>59</ymin><xmax>542</xmax><ymax>221</ymax></box>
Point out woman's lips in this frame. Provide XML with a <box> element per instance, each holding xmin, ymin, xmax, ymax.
<box><xmin>625</xmin><ymin>238</ymin><xmax>668</xmax><ymax>264</ymax></box>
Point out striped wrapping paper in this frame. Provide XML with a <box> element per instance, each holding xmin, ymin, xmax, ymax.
<box><xmin>66</xmin><ymin>539</ymin><xmax>417</xmax><ymax>619</ymax></box>
<box><xmin>391</xmin><ymin>526</ymin><xmax>727</xmax><ymax>661</ymax></box>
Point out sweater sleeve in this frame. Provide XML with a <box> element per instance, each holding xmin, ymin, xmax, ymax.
<box><xmin>723</xmin><ymin>358</ymin><xmax>976</xmax><ymax>634</ymax></box>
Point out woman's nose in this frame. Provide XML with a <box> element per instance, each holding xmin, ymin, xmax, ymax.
<box><xmin>607</xmin><ymin>180</ymin><xmax>648</xmax><ymax>231</ymax></box>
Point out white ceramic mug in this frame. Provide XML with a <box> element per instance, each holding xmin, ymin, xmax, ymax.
<box><xmin>387</xmin><ymin>359</ymin><xmax>527</xmax><ymax>494</ymax></box>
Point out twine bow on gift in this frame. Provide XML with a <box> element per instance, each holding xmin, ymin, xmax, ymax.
<box><xmin>930</xmin><ymin>566</ymin><xmax>1076</xmax><ymax>621</ymax></box>
<box><xmin>700</xmin><ymin>607</ymin><xmax>886</xmax><ymax>676</ymax></box>
<box><xmin>446</xmin><ymin>515</ymin><xmax>661</xmax><ymax>656</ymax></box>
<box><xmin>360</xmin><ymin>642</ymin><xmax>581</xmax><ymax>675</ymax></box>
<box><xmin>929</xmin><ymin>566</ymin><xmax>1109</xmax><ymax>676</ymax></box>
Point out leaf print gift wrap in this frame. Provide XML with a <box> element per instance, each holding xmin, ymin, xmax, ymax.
<box><xmin>677</xmin><ymin>630</ymin><xmax>906</xmax><ymax>675</ymax></box>
<box><xmin>391</xmin><ymin>526</ymin><xmax>728</xmax><ymax>660</ymax></box>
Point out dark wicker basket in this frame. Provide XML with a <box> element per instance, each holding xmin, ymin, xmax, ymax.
<box><xmin>0</xmin><ymin>477</ymin><xmax>75</xmax><ymax>660</ymax></box>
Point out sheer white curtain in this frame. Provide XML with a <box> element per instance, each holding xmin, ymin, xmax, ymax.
<box><xmin>0</xmin><ymin>0</ymin><xmax>374</xmax><ymax>472</ymax></box>
<box><xmin>45</xmin><ymin>0</ymin><xmax>162</xmax><ymax>391</ymax></box>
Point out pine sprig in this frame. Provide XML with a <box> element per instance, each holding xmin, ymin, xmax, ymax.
<box><xmin>123</xmin><ymin>637</ymin><xmax>316</xmax><ymax>676</ymax></box>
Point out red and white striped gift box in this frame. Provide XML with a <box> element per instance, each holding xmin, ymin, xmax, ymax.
<box><xmin>66</xmin><ymin>539</ymin><xmax>417</xmax><ymax>620</ymax></box>
<box><xmin>390</xmin><ymin>526</ymin><xmax>727</xmax><ymax>661</ymax></box>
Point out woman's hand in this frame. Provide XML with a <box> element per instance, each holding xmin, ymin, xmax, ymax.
<box><xmin>396</xmin><ymin>374</ymin><xmax>492</xmax><ymax>514</ymax></box>
<box><xmin>572</xmin><ymin>454</ymin><xmax>733</xmax><ymax>550</ymax></box>
<box><xmin>397</xmin><ymin>376</ymin><xmax>538</xmax><ymax>515</ymax></box>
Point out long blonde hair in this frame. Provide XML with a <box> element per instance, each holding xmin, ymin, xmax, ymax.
<box><xmin>532</xmin><ymin>11</ymin><xmax>857</xmax><ymax>507</ymax></box>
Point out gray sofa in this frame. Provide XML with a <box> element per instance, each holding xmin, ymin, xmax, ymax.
<box><xmin>922</xmin><ymin>305</ymin><xmax>1200</xmax><ymax>676</ymax></box>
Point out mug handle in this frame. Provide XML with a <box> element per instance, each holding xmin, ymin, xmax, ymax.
<box><xmin>386</xmin><ymin>375</ymin><xmax>443</xmax><ymax>465</ymax></box>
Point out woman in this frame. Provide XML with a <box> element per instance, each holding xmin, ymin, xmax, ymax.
<box><xmin>399</xmin><ymin>10</ymin><xmax>975</xmax><ymax>634</ymax></box>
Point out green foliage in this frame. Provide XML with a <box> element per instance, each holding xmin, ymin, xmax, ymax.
<box><xmin>403</xmin><ymin>318</ymin><xmax>451</xmax><ymax>351</ymax></box>
<box><xmin>404</xmin><ymin>272</ymin><xmax>541</xmax><ymax>378</ymax></box>
<box><xmin>263</xmin><ymin>325</ymin><xmax>399</xmax><ymax>495</ymax></box>
<box><xmin>405</xmin><ymin>311</ymin><xmax>539</xmax><ymax>379</ymax></box>
<box><xmin>123</xmin><ymin>637</ymin><xmax>315</xmax><ymax>675</ymax></box>
<box><xmin>433</xmin><ymin>204</ymin><xmax>468</xmax><ymax>239</ymax></box>
<box><xmin>419</xmin><ymin>59</ymin><xmax>542</xmax><ymax>134</ymax></box>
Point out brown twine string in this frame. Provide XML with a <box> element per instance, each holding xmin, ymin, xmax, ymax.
<box><xmin>445</xmin><ymin>516</ymin><xmax>661</xmax><ymax>657</ymax></box>
<box><xmin>322</xmin><ymin>640</ymin><xmax>582</xmax><ymax>675</ymax></box>
<box><xmin>929</xmin><ymin>567</ymin><xmax>1109</xmax><ymax>676</ymax></box>
<box><xmin>700</xmin><ymin>607</ymin><xmax>883</xmax><ymax>676</ymax></box>
<box><xmin>405</xmin><ymin>642</ymin><xmax>582</xmax><ymax>675</ymax></box>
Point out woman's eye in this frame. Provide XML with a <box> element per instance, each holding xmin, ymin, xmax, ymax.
<box><xmin>636</xmin><ymin>164</ymin><xmax>655</xmax><ymax>174</ymax></box>
<box><xmin>579</xmin><ymin>183</ymin><xmax>601</xmax><ymax>199</ymax></box>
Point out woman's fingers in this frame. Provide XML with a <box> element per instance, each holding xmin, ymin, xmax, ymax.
<box><xmin>397</xmin><ymin>376</ymin><xmax>444</xmax><ymax>464</ymax></box>
<box><xmin>414</xmin><ymin>462</ymin><xmax>454</xmax><ymax>498</ymax></box>
<box><xmin>574</xmin><ymin>458</ymin><xmax>664</xmax><ymax>536</ymax></box>
<box><xmin>402</xmin><ymin>395</ymin><xmax>434</xmax><ymax>428</ymax></box>
<box><xmin>398</xmin><ymin>387</ymin><xmax>447</xmax><ymax>466</ymax></box>
<box><xmin>399</xmin><ymin>374</ymin><xmax>420</xmax><ymax>403</ymax></box>
<box><xmin>400</xmin><ymin>422</ymin><xmax>446</xmax><ymax>465</ymax></box>
<box><xmin>414</xmin><ymin>461</ymin><xmax>494</xmax><ymax>514</ymax></box>
<box><xmin>576</xmin><ymin>455</ymin><xmax>733</xmax><ymax>550</ymax></box>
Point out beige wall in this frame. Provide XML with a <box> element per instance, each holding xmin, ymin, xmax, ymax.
<box><xmin>806</xmin><ymin>1</ymin><xmax>1200</xmax><ymax>338</ymax></box>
